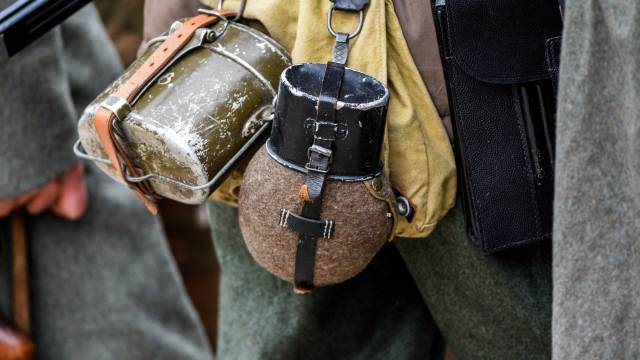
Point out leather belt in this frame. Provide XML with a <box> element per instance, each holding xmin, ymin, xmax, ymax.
<box><xmin>93</xmin><ymin>11</ymin><xmax>235</xmax><ymax>214</ymax></box>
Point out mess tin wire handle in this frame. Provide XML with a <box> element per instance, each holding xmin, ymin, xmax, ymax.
<box><xmin>217</xmin><ymin>0</ymin><xmax>247</xmax><ymax>21</ymax></box>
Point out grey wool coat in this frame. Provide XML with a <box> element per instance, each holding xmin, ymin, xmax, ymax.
<box><xmin>0</xmin><ymin>5</ymin><xmax>213</xmax><ymax>360</ymax></box>
<box><xmin>554</xmin><ymin>0</ymin><xmax>640</xmax><ymax>358</ymax></box>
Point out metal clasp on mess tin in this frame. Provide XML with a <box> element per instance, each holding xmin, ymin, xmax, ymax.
<box><xmin>216</xmin><ymin>0</ymin><xmax>247</xmax><ymax>22</ymax></box>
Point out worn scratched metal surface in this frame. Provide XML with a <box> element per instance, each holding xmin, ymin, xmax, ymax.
<box><xmin>77</xmin><ymin>20</ymin><xmax>291</xmax><ymax>203</ymax></box>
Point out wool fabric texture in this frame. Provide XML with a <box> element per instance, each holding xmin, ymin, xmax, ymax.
<box><xmin>209</xmin><ymin>201</ymin><xmax>552</xmax><ymax>359</ymax></box>
<box><xmin>239</xmin><ymin>146</ymin><xmax>395</xmax><ymax>286</ymax></box>
<box><xmin>553</xmin><ymin>0</ymin><xmax>640</xmax><ymax>357</ymax></box>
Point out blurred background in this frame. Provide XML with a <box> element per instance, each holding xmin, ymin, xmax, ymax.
<box><xmin>93</xmin><ymin>0</ymin><xmax>221</xmax><ymax>350</ymax></box>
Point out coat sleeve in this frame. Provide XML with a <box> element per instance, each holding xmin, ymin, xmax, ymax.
<box><xmin>0</xmin><ymin>8</ymin><xmax>78</xmax><ymax>199</ymax></box>
<box><xmin>60</xmin><ymin>5</ymin><xmax>123</xmax><ymax>116</ymax></box>
<box><xmin>553</xmin><ymin>0</ymin><xmax>640</xmax><ymax>357</ymax></box>
<box><xmin>0</xmin><ymin>4</ymin><xmax>122</xmax><ymax>200</ymax></box>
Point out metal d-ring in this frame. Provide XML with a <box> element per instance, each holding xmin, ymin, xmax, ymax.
<box><xmin>327</xmin><ymin>5</ymin><xmax>364</xmax><ymax>40</ymax></box>
<box><xmin>216</xmin><ymin>0</ymin><xmax>247</xmax><ymax>21</ymax></box>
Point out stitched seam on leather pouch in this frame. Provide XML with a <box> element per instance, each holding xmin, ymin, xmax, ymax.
<box><xmin>511</xmin><ymin>85</ymin><xmax>543</xmax><ymax>236</ymax></box>
<box><xmin>454</xmin><ymin>91</ymin><xmax>484</xmax><ymax>242</ymax></box>
<box><xmin>488</xmin><ymin>233</ymin><xmax>550</xmax><ymax>252</ymax></box>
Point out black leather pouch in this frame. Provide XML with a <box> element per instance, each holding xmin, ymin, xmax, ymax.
<box><xmin>432</xmin><ymin>0</ymin><xmax>563</xmax><ymax>253</ymax></box>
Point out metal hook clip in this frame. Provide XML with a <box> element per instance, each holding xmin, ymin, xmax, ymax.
<box><xmin>216</xmin><ymin>0</ymin><xmax>247</xmax><ymax>22</ymax></box>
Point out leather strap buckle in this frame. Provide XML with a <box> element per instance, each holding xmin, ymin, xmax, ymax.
<box><xmin>305</xmin><ymin>145</ymin><xmax>332</xmax><ymax>173</ymax></box>
<box><xmin>307</xmin><ymin>144</ymin><xmax>333</xmax><ymax>159</ymax></box>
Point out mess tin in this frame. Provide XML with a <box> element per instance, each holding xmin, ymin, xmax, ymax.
<box><xmin>75</xmin><ymin>8</ymin><xmax>291</xmax><ymax>205</ymax></box>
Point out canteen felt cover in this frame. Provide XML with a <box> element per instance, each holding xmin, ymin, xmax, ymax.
<box><xmin>240</xmin><ymin>147</ymin><xmax>396</xmax><ymax>286</ymax></box>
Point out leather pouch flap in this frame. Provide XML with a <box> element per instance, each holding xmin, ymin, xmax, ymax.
<box><xmin>445</xmin><ymin>0</ymin><xmax>562</xmax><ymax>84</ymax></box>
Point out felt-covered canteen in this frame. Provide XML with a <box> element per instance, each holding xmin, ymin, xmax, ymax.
<box><xmin>239</xmin><ymin>63</ymin><xmax>397</xmax><ymax>292</ymax></box>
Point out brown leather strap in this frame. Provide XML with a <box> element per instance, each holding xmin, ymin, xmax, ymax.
<box><xmin>0</xmin><ymin>213</ymin><xmax>35</xmax><ymax>360</ymax></box>
<box><xmin>11</xmin><ymin>211</ymin><xmax>29</xmax><ymax>335</ymax></box>
<box><xmin>94</xmin><ymin>11</ymin><xmax>234</xmax><ymax>214</ymax></box>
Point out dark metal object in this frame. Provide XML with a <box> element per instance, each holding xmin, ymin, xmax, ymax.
<box><xmin>267</xmin><ymin>63</ymin><xmax>388</xmax><ymax>180</ymax></box>
<box><xmin>0</xmin><ymin>0</ymin><xmax>92</xmax><ymax>59</ymax></box>
<box><xmin>326</xmin><ymin>5</ymin><xmax>363</xmax><ymax>39</ymax></box>
<box><xmin>395</xmin><ymin>196</ymin><xmax>414</xmax><ymax>222</ymax></box>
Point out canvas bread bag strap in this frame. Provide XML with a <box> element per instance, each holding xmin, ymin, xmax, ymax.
<box><xmin>93</xmin><ymin>10</ymin><xmax>235</xmax><ymax>214</ymax></box>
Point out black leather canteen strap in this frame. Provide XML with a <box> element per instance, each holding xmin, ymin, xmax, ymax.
<box><xmin>331</xmin><ymin>0</ymin><xmax>369</xmax><ymax>11</ymax></box>
<box><xmin>293</xmin><ymin>200</ymin><xmax>323</xmax><ymax>292</ymax></box>
<box><xmin>281</xmin><ymin>207</ymin><xmax>335</xmax><ymax>292</ymax></box>
<box><xmin>280</xmin><ymin>209</ymin><xmax>335</xmax><ymax>240</ymax></box>
<box><xmin>305</xmin><ymin>61</ymin><xmax>346</xmax><ymax>199</ymax></box>
<box><xmin>290</xmin><ymin>61</ymin><xmax>345</xmax><ymax>293</ymax></box>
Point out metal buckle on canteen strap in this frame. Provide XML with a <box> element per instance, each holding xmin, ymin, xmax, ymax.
<box><xmin>305</xmin><ymin>145</ymin><xmax>333</xmax><ymax>174</ymax></box>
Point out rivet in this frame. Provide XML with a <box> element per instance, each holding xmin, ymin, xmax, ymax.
<box><xmin>398</xmin><ymin>202</ymin><xmax>407</xmax><ymax>213</ymax></box>
<box><xmin>205</xmin><ymin>30</ymin><xmax>217</xmax><ymax>43</ymax></box>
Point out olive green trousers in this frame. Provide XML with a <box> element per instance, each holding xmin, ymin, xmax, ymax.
<box><xmin>208</xmin><ymin>202</ymin><xmax>551</xmax><ymax>360</ymax></box>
